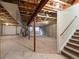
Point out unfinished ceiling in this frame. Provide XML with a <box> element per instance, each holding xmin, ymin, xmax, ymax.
<box><xmin>0</xmin><ymin>4</ymin><xmax>17</xmax><ymax>24</ymax></box>
<box><xmin>0</xmin><ymin>0</ymin><xmax>58</xmax><ymax>25</ymax></box>
<box><xmin>0</xmin><ymin>0</ymin><xmax>77</xmax><ymax>26</ymax></box>
<box><xmin>18</xmin><ymin>0</ymin><xmax>41</xmax><ymax>23</ymax></box>
<box><xmin>2</xmin><ymin>0</ymin><xmax>18</xmax><ymax>4</ymax></box>
<box><xmin>0</xmin><ymin>0</ymin><xmax>49</xmax><ymax>26</ymax></box>
<box><xmin>18</xmin><ymin>0</ymin><xmax>49</xmax><ymax>25</ymax></box>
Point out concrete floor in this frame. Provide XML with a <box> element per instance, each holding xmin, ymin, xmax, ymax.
<box><xmin>0</xmin><ymin>36</ymin><xmax>66</xmax><ymax>59</ymax></box>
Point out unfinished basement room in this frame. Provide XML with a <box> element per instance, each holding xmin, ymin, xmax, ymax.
<box><xmin>0</xmin><ymin>0</ymin><xmax>79</xmax><ymax>59</ymax></box>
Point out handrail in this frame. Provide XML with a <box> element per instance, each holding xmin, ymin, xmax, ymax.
<box><xmin>60</xmin><ymin>16</ymin><xmax>77</xmax><ymax>36</ymax></box>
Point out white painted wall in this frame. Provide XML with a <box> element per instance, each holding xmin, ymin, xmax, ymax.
<box><xmin>2</xmin><ymin>25</ymin><xmax>21</xmax><ymax>35</ymax></box>
<box><xmin>57</xmin><ymin>3</ymin><xmax>79</xmax><ymax>52</ymax></box>
<box><xmin>44</xmin><ymin>23</ymin><xmax>57</xmax><ymax>38</ymax></box>
<box><xmin>3</xmin><ymin>25</ymin><xmax>16</xmax><ymax>35</ymax></box>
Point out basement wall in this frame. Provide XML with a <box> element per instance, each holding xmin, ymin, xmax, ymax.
<box><xmin>57</xmin><ymin>3</ymin><xmax>79</xmax><ymax>52</ymax></box>
<box><xmin>0</xmin><ymin>23</ymin><xmax>3</xmax><ymax>36</ymax></box>
<box><xmin>2</xmin><ymin>25</ymin><xmax>21</xmax><ymax>36</ymax></box>
<box><xmin>43</xmin><ymin>23</ymin><xmax>57</xmax><ymax>38</ymax></box>
<box><xmin>0</xmin><ymin>23</ymin><xmax>2</xmax><ymax>35</ymax></box>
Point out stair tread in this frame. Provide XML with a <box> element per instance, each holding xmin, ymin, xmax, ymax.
<box><xmin>76</xmin><ymin>30</ymin><xmax>79</xmax><ymax>32</ymax></box>
<box><xmin>73</xmin><ymin>35</ymin><xmax>79</xmax><ymax>37</ymax></box>
<box><xmin>74</xmin><ymin>32</ymin><xmax>79</xmax><ymax>35</ymax></box>
<box><xmin>71</xmin><ymin>39</ymin><xmax>79</xmax><ymax>42</ymax></box>
<box><xmin>62</xmin><ymin>30</ymin><xmax>79</xmax><ymax>59</ymax></box>
<box><xmin>62</xmin><ymin>50</ymin><xmax>79</xmax><ymax>59</ymax></box>
<box><xmin>75</xmin><ymin>32</ymin><xmax>79</xmax><ymax>33</ymax></box>
<box><xmin>68</xmin><ymin>42</ymin><xmax>79</xmax><ymax>47</ymax></box>
<box><xmin>65</xmin><ymin>46</ymin><xmax>79</xmax><ymax>53</ymax></box>
<box><xmin>76</xmin><ymin>29</ymin><xmax>79</xmax><ymax>31</ymax></box>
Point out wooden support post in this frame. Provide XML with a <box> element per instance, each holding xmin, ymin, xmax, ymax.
<box><xmin>34</xmin><ymin>17</ymin><xmax>36</xmax><ymax>52</ymax></box>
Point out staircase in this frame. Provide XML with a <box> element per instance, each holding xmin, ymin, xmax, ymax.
<box><xmin>61</xmin><ymin>29</ymin><xmax>79</xmax><ymax>59</ymax></box>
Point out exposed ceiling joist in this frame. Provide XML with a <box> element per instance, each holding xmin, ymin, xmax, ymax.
<box><xmin>20</xmin><ymin>0</ymin><xmax>39</xmax><ymax>6</ymax></box>
<box><xmin>27</xmin><ymin>0</ymin><xmax>49</xmax><ymax>25</ymax></box>
<box><xmin>2</xmin><ymin>0</ymin><xmax>18</xmax><ymax>4</ymax></box>
<box><xmin>53</xmin><ymin>0</ymin><xmax>71</xmax><ymax>6</ymax></box>
<box><xmin>37</xmin><ymin>14</ymin><xmax>56</xmax><ymax>19</ymax></box>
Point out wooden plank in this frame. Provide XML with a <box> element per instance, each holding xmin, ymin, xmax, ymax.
<box><xmin>19</xmin><ymin>8</ymin><xmax>34</xmax><ymax>12</ymax></box>
<box><xmin>21</xmin><ymin>0</ymin><xmax>39</xmax><ymax>5</ymax></box>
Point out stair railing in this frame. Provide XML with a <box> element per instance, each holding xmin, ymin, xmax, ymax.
<box><xmin>60</xmin><ymin>16</ymin><xmax>77</xmax><ymax>36</ymax></box>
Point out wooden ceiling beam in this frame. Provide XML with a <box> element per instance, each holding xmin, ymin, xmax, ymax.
<box><xmin>42</xmin><ymin>8</ymin><xmax>54</xmax><ymax>12</ymax></box>
<box><xmin>19</xmin><ymin>6</ymin><xmax>34</xmax><ymax>9</ymax></box>
<box><xmin>20</xmin><ymin>0</ymin><xmax>39</xmax><ymax>6</ymax></box>
<box><xmin>19</xmin><ymin>5</ymin><xmax>36</xmax><ymax>9</ymax></box>
<box><xmin>2</xmin><ymin>0</ymin><xmax>18</xmax><ymax>4</ymax></box>
<box><xmin>71</xmin><ymin>0</ymin><xmax>76</xmax><ymax>4</ymax></box>
<box><xmin>20</xmin><ymin>14</ymin><xmax>31</xmax><ymax>16</ymax></box>
<box><xmin>27</xmin><ymin>0</ymin><xmax>49</xmax><ymax>25</ymax></box>
<box><xmin>19</xmin><ymin>7</ymin><xmax>34</xmax><ymax>12</ymax></box>
<box><xmin>20</xmin><ymin>12</ymin><xmax>34</xmax><ymax>15</ymax></box>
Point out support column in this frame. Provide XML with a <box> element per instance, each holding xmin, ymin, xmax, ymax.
<box><xmin>28</xmin><ymin>26</ymin><xmax>30</xmax><ymax>40</ymax></box>
<box><xmin>34</xmin><ymin>17</ymin><xmax>36</xmax><ymax>52</ymax></box>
